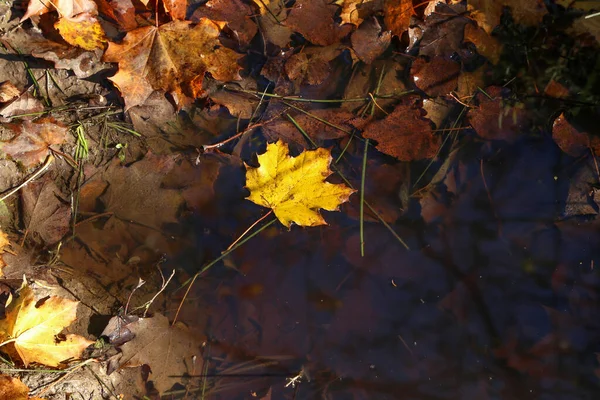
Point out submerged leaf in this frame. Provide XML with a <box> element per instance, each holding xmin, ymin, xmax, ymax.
<box><xmin>245</xmin><ymin>140</ymin><xmax>356</xmax><ymax>228</ymax></box>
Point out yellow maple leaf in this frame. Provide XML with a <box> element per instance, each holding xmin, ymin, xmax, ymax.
<box><xmin>0</xmin><ymin>229</ymin><xmax>10</xmax><ymax>276</ymax></box>
<box><xmin>54</xmin><ymin>13</ymin><xmax>106</xmax><ymax>51</ymax></box>
<box><xmin>245</xmin><ymin>140</ymin><xmax>356</xmax><ymax>228</ymax></box>
<box><xmin>0</xmin><ymin>285</ymin><xmax>93</xmax><ymax>367</ymax></box>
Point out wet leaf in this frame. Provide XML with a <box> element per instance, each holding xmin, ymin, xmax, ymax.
<box><xmin>463</xmin><ymin>23</ymin><xmax>502</xmax><ymax>64</ymax></box>
<box><xmin>100</xmin><ymin>152</ymin><xmax>184</xmax><ymax>229</ymax></box>
<box><xmin>552</xmin><ymin>113</ymin><xmax>600</xmax><ymax>157</ymax></box>
<box><xmin>467</xmin><ymin>0</ymin><xmax>547</xmax><ymax>34</ymax></box>
<box><xmin>262</xmin><ymin>108</ymin><xmax>355</xmax><ymax>148</ymax></box>
<box><xmin>22</xmin><ymin>176</ymin><xmax>72</xmax><ymax>246</ymax></box>
<box><xmin>285</xmin><ymin>0</ymin><xmax>352</xmax><ymax>46</ymax></box>
<box><xmin>0</xmin><ymin>118</ymin><xmax>67</xmax><ymax>168</ymax></box>
<box><xmin>383</xmin><ymin>0</ymin><xmax>414</xmax><ymax>37</ymax></box>
<box><xmin>22</xmin><ymin>0</ymin><xmax>97</xmax><ymax>20</ymax></box>
<box><xmin>411</xmin><ymin>56</ymin><xmax>460</xmax><ymax>97</ymax></box>
<box><xmin>103</xmin><ymin>19</ymin><xmax>242</xmax><ymax>110</ymax></box>
<box><xmin>245</xmin><ymin>140</ymin><xmax>356</xmax><ymax>228</ymax></box>
<box><xmin>54</xmin><ymin>13</ymin><xmax>106</xmax><ymax>51</ymax></box>
<box><xmin>418</xmin><ymin>2</ymin><xmax>467</xmax><ymax>59</ymax></box>
<box><xmin>351</xmin><ymin>17</ymin><xmax>392</xmax><ymax>64</ymax></box>
<box><xmin>467</xmin><ymin>86</ymin><xmax>531</xmax><ymax>142</ymax></box>
<box><xmin>110</xmin><ymin>313</ymin><xmax>204</xmax><ymax>394</ymax></box>
<box><xmin>0</xmin><ymin>375</ymin><xmax>47</xmax><ymax>400</ymax></box>
<box><xmin>362</xmin><ymin>96</ymin><xmax>440</xmax><ymax>161</ymax></box>
<box><xmin>252</xmin><ymin>0</ymin><xmax>293</xmax><ymax>47</ymax></box>
<box><xmin>0</xmin><ymin>284</ymin><xmax>93</xmax><ymax>367</ymax></box>
<box><xmin>192</xmin><ymin>0</ymin><xmax>258</xmax><ymax>47</ymax></box>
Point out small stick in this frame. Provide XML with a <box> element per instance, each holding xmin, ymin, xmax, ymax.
<box><xmin>0</xmin><ymin>154</ymin><xmax>54</xmax><ymax>202</ymax></box>
<box><xmin>227</xmin><ymin>210</ymin><xmax>273</xmax><ymax>251</ymax></box>
<box><xmin>360</xmin><ymin>139</ymin><xmax>369</xmax><ymax>257</ymax></box>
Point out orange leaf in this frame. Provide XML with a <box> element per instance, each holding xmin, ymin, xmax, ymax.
<box><xmin>383</xmin><ymin>0</ymin><xmax>414</xmax><ymax>37</ymax></box>
<box><xmin>103</xmin><ymin>19</ymin><xmax>242</xmax><ymax>110</ymax></box>
<box><xmin>0</xmin><ymin>374</ymin><xmax>47</xmax><ymax>400</ymax></box>
<box><xmin>0</xmin><ymin>285</ymin><xmax>93</xmax><ymax>367</ymax></box>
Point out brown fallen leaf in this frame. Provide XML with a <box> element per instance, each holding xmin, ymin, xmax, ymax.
<box><xmin>351</xmin><ymin>17</ymin><xmax>392</xmax><ymax>64</ymax></box>
<box><xmin>192</xmin><ymin>0</ymin><xmax>258</xmax><ymax>47</ymax></box>
<box><xmin>463</xmin><ymin>24</ymin><xmax>502</xmax><ymax>65</ymax></box>
<box><xmin>0</xmin><ymin>284</ymin><xmax>93</xmax><ymax>367</ymax></box>
<box><xmin>252</xmin><ymin>0</ymin><xmax>293</xmax><ymax>47</ymax></box>
<box><xmin>262</xmin><ymin>108</ymin><xmax>355</xmax><ymax>149</ymax></box>
<box><xmin>383</xmin><ymin>0</ymin><xmax>414</xmax><ymax>37</ymax></box>
<box><xmin>467</xmin><ymin>86</ymin><xmax>531</xmax><ymax>143</ymax></box>
<box><xmin>362</xmin><ymin>96</ymin><xmax>440</xmax><ymax>161</ymax></box>
<box><xmin>95</xmin><ymin>0</ymin><xmax>138</xmax><ymax>32</ymax></box>
<box><xmin>100</xmin><ymin>152</ymin><xmax>184</xmax><ymax>229</ymax></box>
<box><xmin>0</xmin><ymin>81</ymin><xmax>20</xmax><ymax>104</ymax></box>
<box><xmin>552</xmin><ymin>113</ymin><xmax>600</xmax><ymax>157</ymax></box>
<box><xmin>22</xmin><ymin>176</ymin><xmax>72</xmax><ymax>246</ymax></box>
<box><xmin>0</xmin><ymin>374</ymin><xmax>47</xmax><ymax>400</ymax></box>
<box><xmin>467</xmin><ymin>0</ymin><xmax>547</xmax><ymax>34</ymax></box>
<box><xmin>162</xmin><ymin>0</ymin><xmax>186</xmax><ymax>20</ymax></box>
<box><xmin>285</xmin><ymin>0</ymin><xmax>352</xmax><ymax>46</ymax></box>
<box><xmin>110</xmin><ymin>313</ymin><xmax>204</xmax><ymax>394</ymax></box>
<box><xmin>21</xmin><ymin>0</ymin><xmax>97</xmax><ymax>20</ymax></box>
<box><xmin>103</xmin><ymin>19</ymin><xmax>242</xmax><ymax>110</ymax></box>
<box><xmin>411</xmin><ymin>56</ymin><xmax>460</xmax><ymax>97</ymax></box>
<box><xmin>418</xmin><ymin>2</ymin><xmax>468</xmax><ymax>59</ymax></box>
<box><xmin>0</xmin><ymin>118</ymin><xmax>67</xmax><ymax>168</ymax></box>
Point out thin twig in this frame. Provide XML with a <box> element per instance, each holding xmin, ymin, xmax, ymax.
<box><xmin>0</xmin><ymin>154</ymin><xmax>54</xmax><ymax>202</ymax></box>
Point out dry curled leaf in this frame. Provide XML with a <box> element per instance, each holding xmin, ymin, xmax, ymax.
<box><xmin>21</xmin><ymin>0</ymin><xmax>97</xmax><ymax>20</ymax></box>
<box><xmin>0</xmin><ymin>284</ymin><xmax>93</xmax><ymax>367</ymax></box>
<box><xmin>245</xmin><ymin>140</ymin><xmax>356</xmax><ymax>228</ymax></box>
<box><xmin>103</xmin><ymin>19</ymin><xmax>242</xmax><ymax>110</ymax></box>
<box><xmin>0</xmin><ymin>118</ymin><xmax>67</xmax><ymax>168</ymax></box>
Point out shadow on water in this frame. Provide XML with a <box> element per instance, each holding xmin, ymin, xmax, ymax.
<box><xmin>173</xmin><ymin>133</ymin><xmax>600</xmax><ymax>400</ymax></box>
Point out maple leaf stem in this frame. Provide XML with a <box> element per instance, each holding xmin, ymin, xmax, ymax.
<box><xmin>360</xmin><ymin>139</ymin><xmax>369</xmax><ymax>257</ymax></box>
<box><xmin>0</xmin><ymin>338</ymin><xmax>17</xmax><ymax>348</ymax></box>
<box><xmin>172</xmin><ymin>218</ymin><xmax>278</xmax><ymax>325</ymax></box>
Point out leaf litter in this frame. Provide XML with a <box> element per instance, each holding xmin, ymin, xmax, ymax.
<box><xmin>0</xmin><ymin>0</ymin><xmax>599</xmax><ymax>398</ymax></box>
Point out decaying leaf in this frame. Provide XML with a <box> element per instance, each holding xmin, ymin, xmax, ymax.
<box><xmin>351</xmin><ymin>17</ymin><xmax>392</xmax><ymax>64</ymax></box>
<box><xmin>109</xmin><ymin>313</ymin><xmax>204</xmax><ymax>394</ymax></box>
<box><xmin>192</xmin><ymin>0</ymin><xmax>258</xmax><ymax>47</ymax></box>
<box><xmin>0</xmin><ymin>118</ymin><xmax>67</xmax><ymax>167</ymax></box>
<box><xmin>362</xmin><ymin>96</ymin><xmax>440</xmax><ymax>161</ymax></box>
<box><xmin>284</xmin><ymin>0</ymin><xmax>352</xmax><ymax>46</ymax></box>
<box><xmin>0</xmin><ymin>374</ymin><xmax>47</xmax><ymax>400</ymax></box>
<box><xmin>103</xmin><ymin>19</ymin><xmax>242</xmax><ymax>109</ymax></box>
<box><xmin>0</xmin><ymin>81</ymin><xmax>20</xmax><ymax>103</ymax></box>
<box><xmin>552</xmin><ymin>113</ymin><xmax>600</xmax><ymax>157</ymax></box>
<box><xmin>21</xmin><ymin>0</ymin><xmax>97</xmax><ymax>20</ymax></box>
<box><xmin>252</xmin><ymin>0</ymin><xmax>293</xmax><ymax>47</ymax></box>
<box><xmin>411</xmin><ymin>56</ymin><xmax>460</xmax><ymax>97</ymax></box>
<box><xmin>467</xmin><ymin>86</ymin><xmax>531</xmax><ymax>142</ymax></box>
<box><xmin>337</xmin><ymin>0</ymin><xmax>365</xmax><ymax>26</ymax></box>
<box><xmin>463</xmin><ymin>23</ymin><xmax>502</xmax><ymax>64</ymax></box>
<box><xmin>245</xmin><ymin>140</ymin><xmax>356</xmax><ymax>227</ymax></box>
<box><xmin>100</xmin><ymin>152</ymin><xmax>184</xmax><ymax>229</ymax></box>
<box><xmin>54</xmin><ymin>13</ymin><xmax>106</xmax><ymax>51</ymax></box>
<box><xmin>383</xmin><ymin>0</ymin><xmax>414</xmax><ymax>37</ymax></box>
<box><xmin>21</xmin><ymin>176</ymin><xmax>72</xmax><ymax>246</ymax></box>
<box><xmin>468</xmin><ymin>0</ymin><xmax>547</xmax><ymax>34</ymax></box>
<box><xmin>0</xmin><ymin>284</ymin><xmax>93</xmax><ymax>367</ymax></box>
